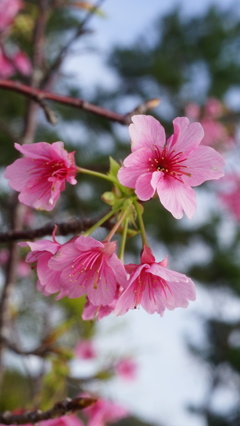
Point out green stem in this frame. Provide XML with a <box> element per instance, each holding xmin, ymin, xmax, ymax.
<box><xmin>105</xmin><ymin>208</ymin><xmax>129</xmax><ymax>242</ymax></box>
<box><xmin>83</xmin><ymin>208</ymin><xmax>117</xmax><ymax>237</ymax></box>
<box><xmin>133</xmin><ymin>200</ymin><xmax>148</xmax><ymax>247</ymax></box>
<box><xmin>77</xmin><ymin>166</ymin><xmax>116</xmax><ymax>184</ymax></box>
<box><xmin>118</xmin><ymin>217</ymin><xmax>129</xmax><ymax>262</ymax></box>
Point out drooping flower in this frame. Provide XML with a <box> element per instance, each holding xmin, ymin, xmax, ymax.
<box><xmin>114</xmin><ymin>245</ymin><xmax>196</xmax><ymax>316</ymax></box>
<box><xmin>118</xmin><ymin>115</ymin><xmax>225</xmax><ymax>219</ymax></box>
<box><xmin>74</xmin><ymin>340</ymin><xmax>96</xmax><ymax>360</ymax></box>
<box><xmin>4</xmin><ymin>142</ymin><xmax>77</xmax><ymax>211</ymax></box>
<box><xmin>83</xmin><ymin>397</ymin><xmax>128</xmax><ymax>426</ymax></box>
<box><xmin>49</xmin><ymin>236</ymin><xmax>127</xmax><ymax>306</ymax></box>
<box><xmin>19</xmin><ymin>233</ymin><xmax>66</xmax><ymax>297</ymax></box>
<box><xmin>82</xmin><ymin>295</ymin><xmax>118</xmax><ymax>321</ymax></box>
<box><xmin>0</xmin><ymin>0</ymin><xmax>23</xmax><ymax>31</ymax></box>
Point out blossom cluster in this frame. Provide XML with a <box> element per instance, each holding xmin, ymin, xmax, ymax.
<box><xmin>4</xmin><ymin>114</ymin><xmax>225</xmax><ymax>318</ymax></box>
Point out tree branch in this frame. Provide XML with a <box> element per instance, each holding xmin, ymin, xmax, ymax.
<box><xmin>0</xmin><ymin>396</ymin><xmax>97</xmax><ymax>425</ymax></box>
<box><xmin>0</xmin><ymin>216</ymin><xmax>113</xmax><ymax>243</ymax></box>
<box><xmin>0</xmin><ymin>79</ymin><xmax>125</xmax><ymax>124</ymax></box>
<box><xmin>0</xmin><ymin>79</ymin><xmax>159</xmax><ymax>125</ymax></box>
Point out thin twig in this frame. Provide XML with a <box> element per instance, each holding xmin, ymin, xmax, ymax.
<box><xmin>41</xmin><ymin>0</ymin><xmax>107</xmax><ymax>89</ymax></box>
<box><xmin>0</xmin><ymin>396</ymin><xmax>97</xmax><ymax>425</ymax></box>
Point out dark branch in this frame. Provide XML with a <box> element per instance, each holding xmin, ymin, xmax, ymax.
<box><xmin>0</xmin><ymin>80</ymin><xmax>159</xmax><ymax>125</ymax></box>
<box><xmin>0</xmin><ymin>217</ymin><xmax>113</xmax><ymax>243</ymax></box>
<box><xmin>0</xmin><ymin>397</ymin><xmax>97</xmax><ymax>425</ymax></box>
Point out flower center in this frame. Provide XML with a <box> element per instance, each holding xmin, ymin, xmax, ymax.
<box><xmin>148</xmin><ymin>145</ymin><xmax>191</xmax><ymax>182</ymax></box>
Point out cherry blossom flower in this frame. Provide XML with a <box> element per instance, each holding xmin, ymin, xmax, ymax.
<box><xmin>19</xmin><ymin>235</ymin><xmax>66</xmax><ymax>297</ymax></box>
<box><xmin>49</xmin><ymin>236</ymin><xmax>127</xmax><ymax>306</ymax></box>
<box><xmin>114</xmin><ymin>245</ymin><xmax>196</xmax><ymax>316</ymax></box>
<box><xmin>83</xmin><ymin>398</ymin><xmax>128</xmax><ymax>426</ymax></box>
<box><xmin>82</xmin><ymin>296</ymin><xmax>118</xmax><ymax>321</ymax></box>
<box><xmin>4</xmin><ymin>142</ymin><xmax>77</xmax><ymax>211</ymax></box>
<box><xmin>0</xmin><ymin>0</ymin><xmax>23</xmax><ymax>31</ymax></box>
<box><xmin>74</xmin><ymin>340</ymin><xmax>96</xmax><ymax>360</ymax></box>
<box><xmin>118</xmin><ymin>115</ymin><xmax>225</xmax><ymax>219</ymax></box>
<box><xmin>115</xmin><ymin>358</ymin><xmax>137</xmax><ymax>381</ymax></box>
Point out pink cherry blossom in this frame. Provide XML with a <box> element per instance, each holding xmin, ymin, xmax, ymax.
<box><xmin>4</xmin><ymin>142</ymin><xmax>77</xmax><ymax>211</ymax></box>
<box><xmin>49</xmin><ymin>236</ymin><xmax>127</xmax><ymax>306</ymax></box>
<box><xmin>118</xmin><ymin>115</ymin><xmax>225</xmax><ymax>219</ymax></box>
<box><xmin>74</xmin><ymin>340</ymin><xmax>96</xmax><ymax>360</ymax></box>
<box><xmin>82</xmin><ymin>295</ymin><xmax>118</xmax><ymax>321</ymax></box>
<box><xmin>83</xmin><ymin>397</ymin><xmax>128</xmax><ymax>426</ymax></box>
<box><xmin>0</xmin><ymin>0</ymin><xmax>23</xmax><ymax>31</ymax></box>
<box><xmin>114</xmin><ymin>245</ymin><xmax>196</xmax><ymax>316</ymax></box>
<box><xmin>115</xmin><ymin>358</ymin><xmax>137</xmax><ymax>381</ymax></box>
<box><xmin>19</xmin><ymin>234</ymin><xmax>65</xmax><ymax>297</ymax></box>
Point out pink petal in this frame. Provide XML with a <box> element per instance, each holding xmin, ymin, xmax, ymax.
<box><xmin>185</xmin><ymin>145</ymin><xmax>225</xmax><ymax>186</ymax></box>
<box><xmin>169</xmin><ymin>117</ymin><xmax>204</xmax><ymax>153</ymax></box>
<box><xmin>129</xmin><ymin>115</ymin><xmax>166</xmax><ymax>152</ymax></box>
<box><xmin>156</xmin><ymin>178</ymin><xmax>196</xmax><ymax>219</ymax></box>
<box><xmin>140</xmin><ymin>245</ymin><xmax>155</xmax><ymax>264</ymax></box>
<box><xmin>114</xmin><ymin>283</ymin><xmax>136</xmax><ymax>315</ymax></box>
<box><xmin>4</xmin><ymin>158</ymin><xmax>35</xmax><ymax>191</ymax></box>
<box><xmin>108</xmin><ymin>253</ymin><xmax>128</xmax><ymax>288</ymax></box>
<box><xmin>14</xmin><ymin>142</ymin><xmax>55</xmax><ymax>160</ymax></box>
<box><xmin>135</xmin><ymin>172</ymin><xmax>155</xmax><ymax>200</ymax></box>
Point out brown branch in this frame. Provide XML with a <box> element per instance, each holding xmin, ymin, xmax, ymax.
<box><xmin>0</xmin><ymin>396</ymin><xmax>97</xmax><ymax>425</ymax></box>
<box><xmin>0</xmin><ymin>79</ymin><xmax>131</xmax><ymax>125</ymax></box>
<box><xmin>0</xmin><ymin>216</ymin><xmax>113</xmax><ymax>243</ymax></box>
<box><xmin>0</xmin><ymin>79</ymin><xmax>159</xmax><ymax>125</ymax></box>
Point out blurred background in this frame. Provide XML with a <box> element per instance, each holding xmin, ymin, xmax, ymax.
<box><xmin>1</xmin><ymin>0</ymin><xmax>240</xmax><ymax>425</ymax></box>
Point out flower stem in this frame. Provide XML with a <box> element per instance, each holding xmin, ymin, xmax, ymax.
<box><xmin>118</xmin><ymin>217</ymin><xmax>129</xmax><ymax>262</ymax></box>
<box><xmin>77</xmin><ymin>166</ymin><xmax>116</xmax><ymax>184</ymax></box>
<box><xmin>133</xmin><ymin>200</ymin><xmax>148</xmax><ymax>246</ymax></box>
<box><xmin>105</xmin><ymin>208</ymin><xmax>129</xmax><ymax>242</ymax></box>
